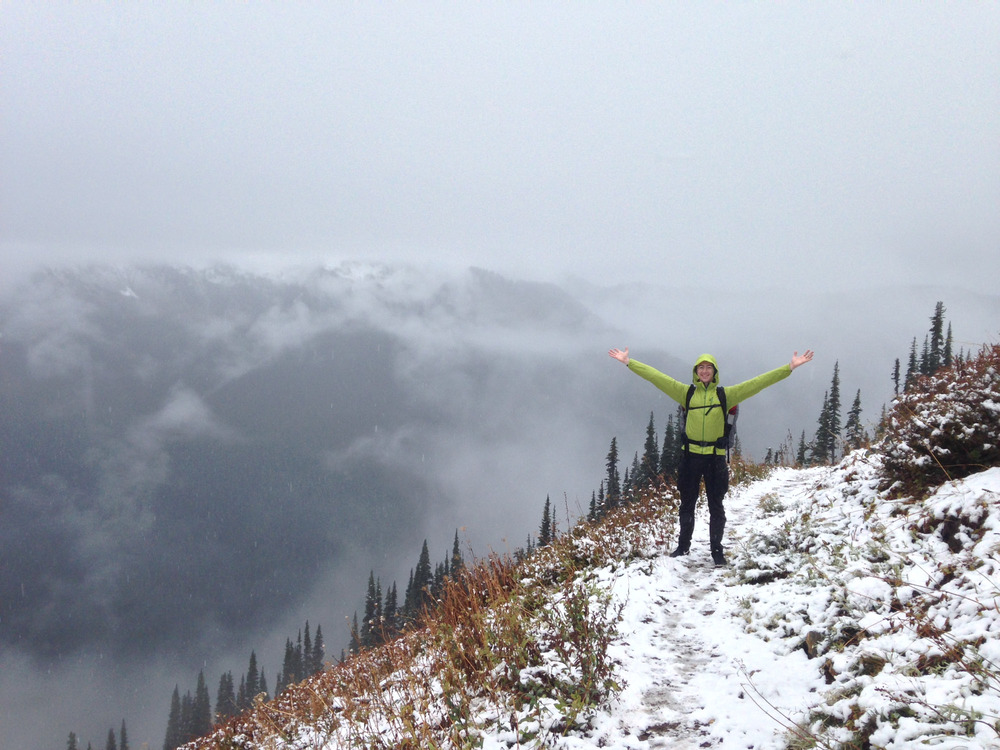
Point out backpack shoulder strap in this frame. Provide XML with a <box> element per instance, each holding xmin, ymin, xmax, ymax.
<box><xmin>681</xmin><ymin>384</ymin><xmax>695</xmax><ymax>451</ymax></box>
<box><xmin>717</xmin><ymin>386</ymin><xmax>733</xmax><ymax>462</ymax></box>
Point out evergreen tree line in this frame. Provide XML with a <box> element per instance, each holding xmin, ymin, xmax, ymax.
<box><xmin>891</xmin><ymin>301</ymin><xmax>965</xmax><ymax>396</ymax></box>
<box><xmin>347</xmin><ymin>531</ymin><xmax>465</xmax><ymax>654</ymax></box>
<box><xmin>790</xmin><ymin>358</ymin><xmax>865</xmax><ymax>466</ymax></box>
<box><xmin>65</xmin><ymin>721</ymin><xmax>129</xmax><ymax>750</ymax></box>
<box><xmin>771</xmin><ymin>301</ymin><xmax>962</xmax><ymax>468</ymax></box>
<box><xmin>160</xmin><ymin>620</ymin><xmax>324</xmax><ymax>750</ymax></box>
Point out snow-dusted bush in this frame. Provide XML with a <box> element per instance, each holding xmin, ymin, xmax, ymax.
<box><xmin>879</xmin><ymin>343</ymin><xmax>1000</xmax><ymax>497</ymax></box>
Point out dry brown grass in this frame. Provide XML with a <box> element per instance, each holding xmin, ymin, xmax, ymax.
<box><xmin>185</xmin><ymin>487</ymin><xmax>680</xmax><ymax>749</ymax></box>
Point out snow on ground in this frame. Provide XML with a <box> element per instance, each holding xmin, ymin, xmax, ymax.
<box><xmin>533</xmin><ymin>467</ymin><xmax>830</xmax><ymax>750</ymax></box>
<box><xmin>493</xmin><ymin>458</ymin><xmax>1000</xmax><ymax>749</ymax></box>
<box><xmin>203</xmin><ymin>457</ymin><xmax>1000</xmax><ymax>749</ymax></box>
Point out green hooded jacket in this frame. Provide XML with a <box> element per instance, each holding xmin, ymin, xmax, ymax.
<box><xmin>626</xmin><ymin>353</ymin><xmax>791</xmax><ymax>456</ymax></box>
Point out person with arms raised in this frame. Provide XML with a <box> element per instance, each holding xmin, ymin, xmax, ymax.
<box><xmin>608</xmin><ymin>346</ymin><xmax>814</xmax><ymax>566</ymax></box>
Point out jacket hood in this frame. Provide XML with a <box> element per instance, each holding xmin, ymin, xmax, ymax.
<box><xmin>692</xmin><ymin>353</ymin><xmax>720</xmax><ymax>385</ymax></box>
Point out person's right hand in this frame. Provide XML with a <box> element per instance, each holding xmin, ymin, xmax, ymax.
<box><xmin>608</xmin><ymin>347</ymin><xmax>630</xmax><ymax>364</ymax></box>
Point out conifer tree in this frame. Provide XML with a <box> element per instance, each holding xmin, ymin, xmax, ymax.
<box><xmin>432</xmin><ymin>561</ymin><xmax>446</xmax><ymax>599</ymax></box>
<box><xmin>303</xmin><ymin>622</ymin><xmax>313</xmax><ymax>677</ymax></box>
<box><xmin>313</xmin><ymin>624</ymin><xmax>326</xmax><ymax>674</ymax></box>
<box><xmin>412</xmin><ymin>540</ymin><xmax>433</xmax><ymax>614</ymax></box>
<box><xmin>179</xmin><ymin>692</ymin><xmax>194</xmax><ymax>745</ymax></box>
<box><xmin>664</xmin><ymin>404</ymin><xmax>686</xmax><ymax>479</ymax></box>
<box><xmin>944</xmin><ymin>322</ymin><xmax>953</xmax><ymax>368</ymax></box>
<box><xmin>905</xmin><ymin>338</ymin><xmax>918</xmax><ymax>391</ymax></box>
<box><xmin>402</xmin><ymin>569</ymin><xmax>416</xmax><ymax>617</ymax></box>
<box><xmin>349</xmin><ymin>612</ymin><xmax>360</xmax><ymax>654</ymax></box>
<box><xmin>163</xmin><ymin>686</ymin><xmax>182</xmax><ymax>750</ymax></box>
<box><xmin>312</xmin><ymin>623</ymin><xmax>325</xmax><ymax>673</ymax></box>
<box><xmin>236</xmin><ymin>676</ymin><xmax>247</xmax><ymax>715</ymax></box>
<box><xmin>811</xmin><ymin>390</ymin><xmax>830</xmax><ymax>464</ymax></box>
<box><xmin>660</xmin><ymin>413</ymin><xmax>676</xmax><ymax>479</ymax></box>
<box><xmin>278</xmin><ymin>638</ymin><xmax>296</xmax><ymax>692</ymax></box>
<box><xmin>258</xmin><ymin>672</ymin><xmax>269</xmax><ymax>702</ymax></box>
<box><xmin>539</xmin><ymin>495</ymin><xmax>553</xmax><ymax>546</ymax></box>
<box><xmin>820</xmin><ymin>363</ymin><xmax>842</xmax><ymax>460</ymax></box>
<box><xmin>119</xmin><ymin>721</ymin><xmax>129</xmax><ymax>750</ymax></box>
<box><xmin>105</xmin><ymin>728</ymin><xmax>117</xmax><ymax>750</ymax></box>
<box><xmin>215</xmin><ymin>672</ymin><xmax>237</xmax><ymax>723</ymax></box>
<box><xmin>830</xmin><ymin>361</ymin><xmax>841</xmax><ymax>445</ymax></box>
<box><xmin>382</xmin><ymin>584</ymin><xmax>398</xmax><ymax>642</ymax></box>
<box><xmin>245</xmin><ymin>652</ymin><xmax>260</xmax><ymax>705</ymax></box>
<box><xmin>929</xmin><ymin>301</ymin><xmax>946</xmax><ymax>373</ymax></box>
<box><xmin>294</xmin><ymin>634</ymin><xmax>304</xmax><ymax>683</ymax></box>
<box><xmin>192</xmin><ymin>670</ymin><xmax>212</xmax><ymax>738</ymax></box>
<box><xmin>604</xmin><ymin>437</ymin><xmax>621</xmax><ymax>509</ymax></box>
<box><xmin>796</xmin><ymin>430</ymin><xmax>808</xmax><ymax>466</ymax></box>
<box><xmin>627</xmin><ymin>452</ymin><xmax>640</xmax><ymax>499</ymax></box>
<box><xmin>891</xmin><ymin>358</ymin><xmax>901</xmax><ymax>396</ymax></box>
<box><xmin>811</xmin><ymin>363</ymin><xmax>843</xmax><ymax>462</ymax></box>
<box><xmin>450</xmin><ymin>530</ymin><xmax>464</xmax><ymax>576</ymax></box>
<box><xmin>588</xmin><ymin>490</ymin><xmax>598</xmax><ymax>522</ymax></box>
<box><xmin>384</xmin><ymin>581</ymin><xmax>403</xmax><ymax>636</ymax></box>
<box><xmin>640</xmin><ymin>412</ymin><xmax>659</xmax><ymax>487</ymax></box>
<box><xmin>362</xmin><ymin>572</ymin><xmax>380</xmax><ymax>648</ymax></box>
<box><xmin>875</xmin><ymin>404</ymin><xmax>888</xmax><ymax>440</ymax></box>
<box><xmin>920</xmin><ymin>335</ymin><xmax>931</xmax><ymax>376</ymax></box>
<box><xmin>844</xmin><ymin>389</ymin><xmax>865</xmax><ymax>452</ymax></box>
<box><xmin>68</xmin><ymin>732</ymin><xmax>80</xmax><ymax>750</ymax></box>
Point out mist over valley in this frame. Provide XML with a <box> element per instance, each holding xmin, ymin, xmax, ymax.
<box><xmin>1</xmin><ymin>262</ymin><xmax>997</xmax><ymax>749</ymax></box>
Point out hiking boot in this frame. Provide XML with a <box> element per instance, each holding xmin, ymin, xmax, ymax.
<box><xmin>671</xmin><ymin>515</ymin><xmax>694</xmax><ymax>559</ymax></box>
<box><xmin>711</xmin><ymin>548</ymin><xmax>727</xmax><ymax>567</ymax></box>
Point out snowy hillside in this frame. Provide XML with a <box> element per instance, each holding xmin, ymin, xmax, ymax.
<box><xmin>185</xmin><ymin>345</ymin><xmax>1000</xmax><ymax>750</ymax></box>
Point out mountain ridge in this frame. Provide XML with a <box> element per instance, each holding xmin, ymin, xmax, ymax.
<box><xmin>2</xmin><ymin>262</ymin><xmax>998</xmax><ymax>749</ymax></box>
<box><xmin>182</xmin><ymin>342</ymin><xmax>1000</xmax><ymax>749</ymax></box>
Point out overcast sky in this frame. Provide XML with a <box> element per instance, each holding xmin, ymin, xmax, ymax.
<box><xmin>3</xmin><ymin>6</ymin><xmax>1000</xmax><ymax>748</ymax></box>
<box><xmin>3</xmin><ymin>3</ymin><xmax>998</xmax><ymax>291</ymax></box>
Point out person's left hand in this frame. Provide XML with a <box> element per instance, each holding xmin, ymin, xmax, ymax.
<box><xmin>608</xmin><ymin>347</ymin><xmax>630</xmax><ymax>364</ymax></box>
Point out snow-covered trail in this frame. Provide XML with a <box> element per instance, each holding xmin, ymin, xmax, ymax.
<box><xmin>579</xmin><ymin>468</ymin><xmax>829</xmax><ymax>749</ymax></box>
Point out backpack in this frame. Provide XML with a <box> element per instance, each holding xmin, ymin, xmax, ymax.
<box><xmin>683</xmin><ymin>384</ymin><xmax>740</xmax><ymax>461</ymax></box>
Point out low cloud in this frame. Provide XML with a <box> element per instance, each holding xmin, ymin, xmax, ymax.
<box><xmin>2</xmin><ymin>264</ymin><xmax>998</xmax><ymax>750</ymax></box>
<box><xmin>140</xmin><ymin>386</ymin><xmax>236</xmax><ymax>441</ymax></box>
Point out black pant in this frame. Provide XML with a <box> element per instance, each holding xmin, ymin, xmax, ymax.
<box><xmin>676</xmin><ymin>451</ymin><xmax>729</xmax><ymax>551</ymax></box>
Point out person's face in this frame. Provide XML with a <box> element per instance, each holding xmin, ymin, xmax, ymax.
<box><xmin>696</xmin><ymin>361</ymin><xmax>715</xmax><ymax>384</ymax></box>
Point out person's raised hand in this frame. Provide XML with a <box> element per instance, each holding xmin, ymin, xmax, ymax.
<box><xmin>790</xmin><ymin>350</ymin><xmax>814</xmax><ymax>370</ymax></box>
<box><xmin>608</xmin><ymin>347</ymin><xmax>630</xmax><ymax>364</ymax></box>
